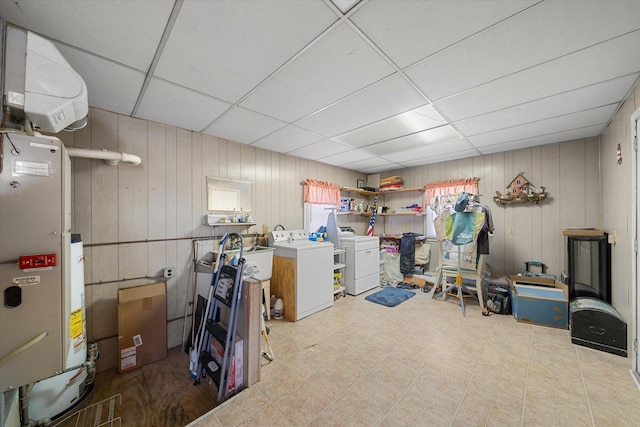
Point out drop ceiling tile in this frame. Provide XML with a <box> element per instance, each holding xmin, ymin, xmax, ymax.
<box><xmin>288</xmin><ymin>139</ymin><xmax>353</xmax><ymax>160</ymax></box>
<box><xmin>361</xmin><ymin>125</ymin><xmax>459</xmax><ymax>155</ymax></box>
<box><xmin>0</xmin><ymin>0</ymin><xmax>174</xmax><ymax>71</ymax></box>
<box><xmin>398</xmin><ymin>148</ymin><xmax>480</xmax><ymax>168</ymax></box>
<box><xmin>318</xmin><ymin>149</ymin><xmax>375</xmax><ymax>166</ymax></box>
<box><xmin>381</xmin><ymin>138</ymin><xmax>476</xmax><ymax>163</ymax></box>
<box><xmin>202</xmin><ymin>107</ymin><xmax>286</xmax><ymax>144</ymax></box>
<box><xmin>294</xmin><ymin>74</ymin><xmax>425</xmax><ymax>137</ymax></box>
<box><xmin>478</xmin><ymin>125</ymin><xmax>606</xmax><ymax>155</ymax></box>
<box><xmin>406</xmin><ymin>0</ymin><xmax>640</xmax><ymax>100</ymax></box>
<box><xmin>434</xmin><ymin>30</ymin><xmax>640</xmax><ymax>122</ymax></box>
<box><xmin>340</xmin><ymin>157</ymin><xmax>400</xmax><ymax>173</ymax></box>
<box><xmin>251</xmin><ymin>125</ymin><xmax>324</xmax><ymax>153</ymax></box>
<box><xmin>357</xmin><ymin>163</ymin><xmax>404</xmax><ymax>174</ymax></box>
<box><xmin>467</xmin><ymin>104</ymin><xmax>618</xmax><ymax>147</ymax></box>
<box><xmin>334</xmin><ymin>105</ymin><xmax>448</xmax><ymax>147</ymax></box>
<box><xmin>155</xmin><ymin>1</ymin><xmax>337</xmax><ymax>103</ymax></box>
<box><xmin>454</xmin><ymin>74</ymin><xmax>640</xmax><ymax>136</ymax></box>
<box><xmin>330</xmin><ymin>0</ymin><xmax>362</xmax><ymax>14</ymax></box>
<box><xmin>136</xmin><ymin>79</ymin><xmax>231</xmax><ymax>131</ymax></box>
<box><xmin>240</xmin><ymin>22</ymin><xmax>395</xmax><ymax>122</ymax></box>
<box><xmin>363</xmin><ymin>136</ymin><xmax>429</xmax><ymax>156</ymax></box>
<box><xmin>55</xmin><ymin>44</ymin><xmax>145</xmax><ymax>116</ymax></box>
<box><xmin>351</xmin><ymin>0</ymin><xmax>536</xmax><ymax>68</ymax></box>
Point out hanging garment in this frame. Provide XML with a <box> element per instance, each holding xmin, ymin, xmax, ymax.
<box><xmin>478</xmin><ymin>205</ymin><xmax>494</xmax><ymax>254</ymax></box>
<box><xmin>433</xmin><ymin>210</ymin><xmax>451</xmax><ymax>242</ymax></box>
<box><xmin>400</xmin><ymin>232</ymin><xmax>422</xmax><ymax>275</ymax></box>
<box><xmin>445</xmin><ymin>211</ymin><xmax>485</xmax><ymax>245</ymax></box>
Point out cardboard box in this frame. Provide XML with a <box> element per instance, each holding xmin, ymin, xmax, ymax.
<box><xmin>403</xmin><ymin>275</ymin><xmax>427</xmax><ymax>288</ymax></box>
<box><xmin>509</xmin><ymin>278</ymin><xmax>569</xmax><ymax>329</ymax></box>
<box><xmin>118</xmin><ymin>282</ymin><xmax>167</xmax><ymax>373</ymax></box>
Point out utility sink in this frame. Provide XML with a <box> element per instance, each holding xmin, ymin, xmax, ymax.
<box><xmin>212</xmin><ymin>245</ymin><xmax>275</xmax><ymax>282</ymax></box>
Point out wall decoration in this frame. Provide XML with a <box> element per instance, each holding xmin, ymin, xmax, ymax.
<box><xmin>494</xmin><ymin>172</ymin><xmax>546</xmax><ymax>205</ymax></box>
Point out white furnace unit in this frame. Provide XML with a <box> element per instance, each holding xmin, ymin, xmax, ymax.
<box><xmin>0</xmin><ymin>133</ymin><xmax>73</xmax><ymax>390</ymax></box>
<box><xmin>0</xmin><ymin>22</ymin><xmax>93</xmax><ymax>425</ymax></box>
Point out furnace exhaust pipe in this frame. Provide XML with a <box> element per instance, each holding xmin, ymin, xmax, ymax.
<box><xmin>66</xmin><ymin>147</ymin><xmax>142</xmax><ymax>166</ymax></box>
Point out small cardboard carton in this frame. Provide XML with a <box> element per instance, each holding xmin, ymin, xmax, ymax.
<box><xmin>508</xmin><ymin>277</ymin><xmax>569</xmax><ymax>329</ymax></box>
<box><xmin>118</xmin><ymin>282</ymin><xmax>167</xmax><ymax>373</ymax></box>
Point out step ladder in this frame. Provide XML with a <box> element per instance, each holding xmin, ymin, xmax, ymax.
<box><xmin>192</xmin><ymin>233</ymin><xmax>246</xmax><ymax>402</ymax></box>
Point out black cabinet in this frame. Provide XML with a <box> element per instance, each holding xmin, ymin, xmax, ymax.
<box><xmin>570</xmin><ymin>297</ymin><xmax>627</xmax><ymax>357</ymax></box>
<box><xmin>565</xmin><ymin>231</ymin><xmax>626</xmax><ymax>357</ymax></box>
<box><xmin>567</xmin><ymin>233</ymin><xmax>611</xmax><ymax>303</ymax></box>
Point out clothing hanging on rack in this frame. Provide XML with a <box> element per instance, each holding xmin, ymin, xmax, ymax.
<box><xmin>477</xmin><ymin>205</ymin><xmax>494</xmax><ymax>254</ymax></box>
<box><xmin>400</xmin><ymin>232</ymin><xmax>422</xmax><ymax>275</ymax></box>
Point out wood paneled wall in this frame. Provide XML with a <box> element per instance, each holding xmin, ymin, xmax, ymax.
<box><xmin>59</xmin><ymin>108</ymin><xmax>362</xmax><ymax>371</ymax></box>
<box><xmin>381</xmin><ymin>138</ymin><xmax>601</xmax><ymax>280</ymax></box>
<box><xmin>601</xmin><ymin>81</ymin><xmax>640</xmax><ymax>328</ymax></box>
<box><xmin>60</xmin><ymin>107</ymin><xmax>605</xmax><ymax>371</ymax></box>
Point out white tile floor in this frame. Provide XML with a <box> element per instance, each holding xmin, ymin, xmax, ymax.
<box><xmin>189</xmin><ymin>286</ymin><xmax>640</xmax><ymax>426</ymax></box>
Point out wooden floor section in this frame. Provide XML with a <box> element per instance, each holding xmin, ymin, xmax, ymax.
<box><xmin>63</xmin><ymin>346</ymin><xmax>218</xmax><ymax>427</ymax></box>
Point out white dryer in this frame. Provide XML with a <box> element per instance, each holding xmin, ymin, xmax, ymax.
<box><xmin>342</xmin><ymin>236</ymin><xmax>380</xmax><ymax>295</ymax></box>
<box><xmin>270</xmin><ymin>230</ymin><xmax>334</xmax><ymax>321</ymax></box>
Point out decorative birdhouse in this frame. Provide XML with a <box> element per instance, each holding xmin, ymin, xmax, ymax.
<box><xmin>494</xmin><ymin>172</ymin><xmax>546</xmax><ymax>206</ymax></box>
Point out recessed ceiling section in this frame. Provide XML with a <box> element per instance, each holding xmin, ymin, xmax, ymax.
<box><xmin>406</xmin><ymin>0</ymin><xmax>640</xmax><ymax>101</ymax></box>
<box><xmin>202</xmin><ymin>107</ymin><xmax>286</xmax><ymax>144</ymax></box>
<box><xmin>333</xmin><ymin>105</ymin><xmax>449</xmax><ymax>147</ymax></box>
<box><xmin>350</xmin><ymin>0</ymin><xmax>536</xmax><ymax>69</ymax></box>
<box><xmin>240</xmin><ymin>22</ymin><xmax>396</xmax><ymax>122</ymax></box>
<box><xmin>251</xmin><ymin>125</ymin><xmax>324</xmax><ymax>153</ymax></box>
<box><xmin>135</xmin><ymin>79</ymin><xmax>231</xmax><ymax>131</ymax></box>
<box><xmin>454</xmin><ymin>74</ymin><xmax>639</xmax><ymax>136</ymax></box>
<box><xmin>294</xmin><ymin>73</ymin><xmax>426</xmax><ymax>137</ymax></box>
<box><xmin>155</xmin><ymin>1</ymin><xmax>337</xmax><ymax>103</ymax></box>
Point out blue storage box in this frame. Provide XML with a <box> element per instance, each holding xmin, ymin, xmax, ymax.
<box><xmin>509</xmin><ymin>278</ymin><xmax>569</xmax><ymax>329</ymax></box>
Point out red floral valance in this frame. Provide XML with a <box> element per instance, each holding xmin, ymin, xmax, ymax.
<box><xmin>303</xmin><ymin>179</ymin><xmax>340</xmax><ymax>205</ymax></box>
<box><xmin>424</xmin><ymin>177</ymin><xmax>479</xmax><ymax>203</ymax></box>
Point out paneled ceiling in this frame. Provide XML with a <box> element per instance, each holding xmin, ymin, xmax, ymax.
<box><xmin>2</xmin><ymin>0</ymin><xmax>639</xmax><ymax>173</ymax></box>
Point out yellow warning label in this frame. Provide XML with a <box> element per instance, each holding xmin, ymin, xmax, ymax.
<box><xmin>70</xmin><ymin>308</ymin><xmax>83</xmax><ymax>339</ymax></box>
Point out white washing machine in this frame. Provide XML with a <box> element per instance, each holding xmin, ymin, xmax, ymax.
<box><xmin>270</xmin><ymin>230</ymin><xmax>334</xmax><ymax>321</ymax></box>
<box><xmin>342</xmin><ymin>236</ymin><xmax>380</xmax><ymax>295</ymax></box>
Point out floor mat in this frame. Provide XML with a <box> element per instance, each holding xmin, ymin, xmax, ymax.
<box><xmin>365</xmin><ymin>287</ymin><xmax>416</xmax><ymax>307</ymax></box>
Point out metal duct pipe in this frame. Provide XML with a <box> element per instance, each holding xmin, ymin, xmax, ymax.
<box><xmin>66</xmin><ymin>147</ymin><xmax>142</xmax><ymax>166</ymax></box>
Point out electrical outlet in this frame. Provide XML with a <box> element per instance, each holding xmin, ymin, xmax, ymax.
<box><xmin>508</xmin><ymin>226</ymin><xmax>515</xmax><ymax>235</ymax></box>
<box><xmin>163</xmin><ymin>267</ymin><xmax>175</xmax><ymax>279</ymax></box>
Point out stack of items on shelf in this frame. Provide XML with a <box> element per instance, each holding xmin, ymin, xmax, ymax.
<box><xmin>380</xmin><ymin>176</ymin><xmax>404</xmax><ymax>191</ymax></box>
<box><xmin>380</xmin><ymin>235</ymin><xmax>400</xmax><ymax>254</ymax></box>
<box><xmin>394</xmin><ymin>203</ymin><xmax>423</xmax><ymax>214</ymax></box>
